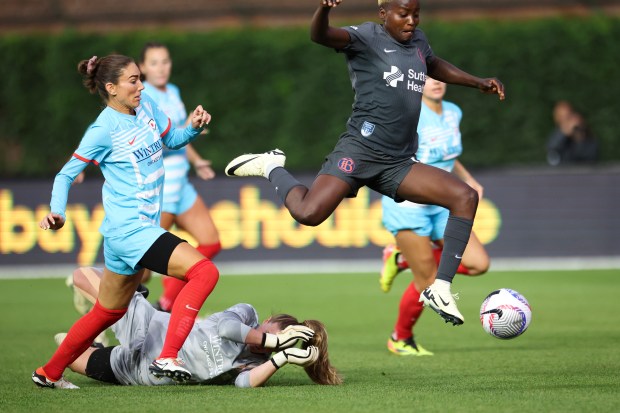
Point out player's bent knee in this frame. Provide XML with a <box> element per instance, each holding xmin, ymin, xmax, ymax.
<box><xmin>467</xmin><ymin>256</ymin><xmax>490</xmax><ymax>276</ymax></box>
<box><xmin>185</xmin><ymin>258</ymin><xmax>220</xmax><ymax>283</ymax></box>
<box><xmin>292</xmin><ymin>208</ymin><xmax>329</xmax><ymax>227</ymax></box>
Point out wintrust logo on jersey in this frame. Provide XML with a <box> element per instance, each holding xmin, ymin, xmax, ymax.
<box><xmin>202</xmin><ymin>335</ymin><xmax>225</xmax><ymax>378</ymax></box>
<box><xmin>132</xmin><ymin>139</ymin><xmax>163</xmax><ymax>164</ymax></box>
<box><xmin>383</xmin><ymin>65</ymin><xmax>426</xmax><ymax>92</ymax></box>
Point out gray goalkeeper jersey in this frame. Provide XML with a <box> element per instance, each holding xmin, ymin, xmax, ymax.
<box><xmin>340</xmin><ymin>22</ymin><xmax>434</xmax><ymax>158</ymax></box>
<box><xmin>110</xmin><ymin>297</ymin><xmax>269</xmax><ymax>386</ymax></box>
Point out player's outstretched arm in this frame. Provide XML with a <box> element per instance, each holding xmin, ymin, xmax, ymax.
<box><xmin>310</xmin><ymin>0</ymin><xmax>350</xmax><ymax>49</ymax></box>
<box><xmin>428</xmin><ymin>56</ymin><xmax>505</xmax><ymax>100</ymax></box>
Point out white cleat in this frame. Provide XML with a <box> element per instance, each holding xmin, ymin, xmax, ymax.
<box><xmin>419</xmin><ymin>281</ymin><xmax>465</xmax><ymax>326</ymax></box>
<box><xmin>54</xmin><ymin>333</ymin><xmax>67</xmax><ymax>346</ymax></box>
<box><xmin>32</xmin><ymin>370</ymin><xmax>80</xmax><ymax>389</ymax></box>
<box><xmin>225</xmin><ymin>149</ymin><xmax>285</xmax><ymax>178</ymax></box>
<box><xmin>149</xmin><ymin>358</ymin><xmax>192</xmax><ymax>383</ymax></box>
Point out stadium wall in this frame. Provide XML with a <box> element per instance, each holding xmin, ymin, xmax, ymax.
<box><xmin>1</xmin><ymin>167</ymin><xmax>618</xmax><ymax>276</ymax></box>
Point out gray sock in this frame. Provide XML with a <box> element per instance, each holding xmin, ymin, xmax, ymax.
<box><xmin>436</xmin><ymin>216</ymin><xmax>473</xmax><ymax>283</ymax></box>
<box><xmin>268</xmin><ymin>167</ymin><xmax>304</xmax><ymax>204</ymax></box>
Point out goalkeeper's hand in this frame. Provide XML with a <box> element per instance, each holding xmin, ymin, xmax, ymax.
<box><xmin>262</xmin><ymin>325</ymin><xmax>315</xmax><ymax>349</ymax></box>
<box><xmin>270</xmin><ymin>346</ymin><xmax>319</xmax><ymax>369</ymax></box>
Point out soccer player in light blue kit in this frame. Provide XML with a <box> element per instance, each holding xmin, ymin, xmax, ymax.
<box><xmin>380</xmin><ymin>77</ymin><xmax>490</xmax><ymax>356</ymax></box>
<box><xmin>139</xmin><ymin>42</ymin><xmax>221</xmax><ymax>312</ymax></box>
<box><xmin>34</xmin><ymin>54</ymin><xmax>218</xmax><ymax>389</ymax></box>
<box><xmin>54</xmin><ymin>267</ymin><xmax>342</xmax><ymax>387</ymax></box>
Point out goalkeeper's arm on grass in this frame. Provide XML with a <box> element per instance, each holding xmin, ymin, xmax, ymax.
<box><xmin>218</xmin><ymin>312</ymin><xmax>343</xmax><ymax>387</ymax></box>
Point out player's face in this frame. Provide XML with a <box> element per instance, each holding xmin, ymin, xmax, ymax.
<box><xmin>380</xmin><ymin>0</ymin><xmax>421</xmax><ymax>44</ymax></box>
<box><xmin>107</xmin><ymin>63</ymin><xmax>144</xmax><ymax>113</ymax></box>
<box><xmin>422</xmin><ymin>77</ymin><xmax>446</xmax><ymax>102</ymax></box>
<box><xmin>140</xmin><ymin>47</ymin><xmax>172</xmax><ymax>89</ymax></box>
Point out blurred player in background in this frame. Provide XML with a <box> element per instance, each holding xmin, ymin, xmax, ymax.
<box><xmin>225</xmin><ymin>0</ymin><xmax>504</xmax><ymax>326</ymax></box>
<box><xmin>139</xmin><ymin>42</ymin><xmax>222</xmax><ymax>312</ymax></box>
<box><xmin>380</xmin><ymin>77</ymin><xmax>490</xmax><ymax>356</ymax></box>
<box><xmin>34</xmin><ymin>54</ymin><xmax>217</xmax><ymax>389</ymax></box>
<box><xmin>55</xmin><ymin>267</ymin><xmax>342</xmax><ymax>388</ymax></box>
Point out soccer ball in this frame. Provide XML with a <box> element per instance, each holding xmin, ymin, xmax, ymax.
<box><xmin>480</xmin><ymin>288</ymin><xmax>531</xmax><ymax>339</ymax></box>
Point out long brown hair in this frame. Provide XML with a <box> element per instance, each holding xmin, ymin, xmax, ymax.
<box><xmin>271</xmin><ymin>314</ymin><xmax>343</xmax><ymax>385</ymax></box>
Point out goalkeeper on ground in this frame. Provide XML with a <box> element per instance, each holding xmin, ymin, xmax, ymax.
<box><xmin>54</xmin><ymin>267</ymin><xmax>342</xmax><ymax>388</ymax></box>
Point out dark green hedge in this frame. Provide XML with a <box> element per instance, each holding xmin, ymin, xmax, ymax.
<box><xmin>1</xmin><ymin>16</ymin><xmax>618</xmax><ymax>177</ymax></box>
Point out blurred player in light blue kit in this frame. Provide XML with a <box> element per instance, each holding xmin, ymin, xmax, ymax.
<box><xmin>380</xmin><ymin>77</ymin><xmax>490</xmax><ymax>355</ymax></box>
<box><xmin>138</xmin><ymin>42</ymin><xmax>222</xmax><ymax>312</ymax></box>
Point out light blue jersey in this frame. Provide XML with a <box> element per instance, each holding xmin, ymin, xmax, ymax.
<box><xmin>143</xmin><ymin>82</ymin><xmax>198</xmax><ymax>215</ymax></box>
<box><xmin>50</xmin><ymin>92</ymin><xmax>202</xmax><ymax>238</ymax></box>
<box><xmin>382</xmin><ymin>100</ymin><xmax>463</xmax><ymax>239</ymax></box>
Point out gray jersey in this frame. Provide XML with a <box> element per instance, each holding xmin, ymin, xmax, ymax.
<box><xmin>110</xmin><ymin>296</ymin><xmax>269</xmax><ymax>387</ymax></box>
<box><xmin>340</xmin><ymin>22</ymin><xmax>433</xmax><ymax>158</ymax></box>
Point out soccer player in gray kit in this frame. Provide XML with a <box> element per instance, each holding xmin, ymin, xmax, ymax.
<box><xmin>225</xmin><ymin>0</ymin><xmax>505</xmax><ymax>326</ymax></box>
<box><xmin>54</xmin><ymin>267</ymin><xmax>342</xmax><ymax>388</ymax></box>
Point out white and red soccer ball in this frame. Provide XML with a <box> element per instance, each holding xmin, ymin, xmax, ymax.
<box><xmin>480</xmin><ymin>288</ymin><xmax>531</xmax><ymax>339</ymax></box>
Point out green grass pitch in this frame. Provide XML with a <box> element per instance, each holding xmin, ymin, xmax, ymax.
<box><xmin>0</xmin><ymin>269</ymin><xmax>618</xmax><ymax>412</ymax></box>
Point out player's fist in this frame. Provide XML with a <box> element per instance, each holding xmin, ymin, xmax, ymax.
<box><xmin>270</xmin><ymin>346</ymin><xmax>319</xmax><ymax>369</ymax></box>
<box><xmin>40</xmin><ymin>213</ymin><xmax>66</xmax><ymax>230</ymax></box>
<box><xmin>478</xmin><ymin>78</ymin><xmax>505</xmax><ymax>100</ymax></box>
<box><xmin>190</xmin><ymin>105</ymin><xmax>212</xmax><ymax>129</ymax></box>
<box><xmin>321</xmin><ymin>0</ymin><xmax>342</xmax><ymax>8</ymax></box>
<box><xmin>262</xmin><ymin>325</ymin><xmax>315</xmax><ymax>349</ymax></box>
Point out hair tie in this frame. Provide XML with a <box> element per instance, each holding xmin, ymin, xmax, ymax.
<box><xmin>86</xmin><ymin>56</ymin><xmax>98</xmax><ymax>75</ymax></box>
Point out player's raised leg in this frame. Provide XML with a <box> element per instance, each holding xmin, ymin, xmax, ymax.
<box><xmin>227</xmin><ymin>149</ymin><xmax>352</xmax><ymax>227</ymax></box>
<box><xmin>146</xmin><ymin>239</ymin><xmax>219</xmax><ymax>382</ymax></box>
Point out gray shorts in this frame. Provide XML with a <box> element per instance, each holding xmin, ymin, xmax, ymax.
<box><xmin>318</xmin><ymin>134</ymin><xmax>417</xmax><ymax>201</ymax></box>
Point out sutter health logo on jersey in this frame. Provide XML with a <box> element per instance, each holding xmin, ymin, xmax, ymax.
<box><xmin>384</xmin><ymin>65</ymin><xmax>426</xmax><ymax>92</ymax></box>
<box><xmin>383</xmin><ymin>66</ymin><xmax>404</xmax><ymax>87</ymax></box>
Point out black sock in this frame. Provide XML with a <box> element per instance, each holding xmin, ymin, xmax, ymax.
<box><xmin>268</xmin><ymin>167</ymin><xmax>304</xmax><ymax>204</ymax></box>
<box><xmin>436</xmin><ymin>216</ymin><xmax>473</xmax><ymax>283</ymax></box>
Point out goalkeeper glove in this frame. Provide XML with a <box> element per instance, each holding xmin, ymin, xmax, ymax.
<box><xmin>262</xmin><ymin>325</ymin><xmax>314</xmax><ymax>349</ymax></box>
<box><xmin>270</xmin><ymin>346</ymin><xmax>319</xmax><ymax>369</ymax></box>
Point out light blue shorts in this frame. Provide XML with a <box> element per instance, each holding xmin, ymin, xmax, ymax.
<box><xmin>382</xmin><ymin>196</ymin><xmax>449</xmax><ymax>241</ymax></box>
<box><xmin>162</xmin><ymin>180</ymin><xmax>198</xmax><ymax>216</ymax></box>
<box><xmin>103</xmin><ymin>226</ymin><xmax>168</xmax><ymax>275</ymax></box>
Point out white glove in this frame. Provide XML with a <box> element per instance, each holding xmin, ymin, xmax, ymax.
<box><xmin>270</xmin><ymin>346</ymin><xmax>319</xmax><ymax>369</ymax></box>
<box><xmin>262</xmin><ymin>325</ymin><xmax>315</xmax><ymax>349</ymax></box>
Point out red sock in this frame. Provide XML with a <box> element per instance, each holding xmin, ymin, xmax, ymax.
<box><xmin>158</xmin><ymin>259</ymin><xmax>219</xmax><ymax>359</ymax></box>
<box><xmin>159</xmin><ymin>243</ymin><xmax>222</xmax><ymax>311</ymax></box>
<box><xmin>41</xmin><ymin>301</ymin><xmax>127</xmax><ymax>381</ymax></box>
<box><xmin>433</xmin><ymin>248</ymin><xmax>469</xmax><ymax>275</ymax></box>
<box><xmin>159</xmin><ymin>277</ymin><xmax>186</xmax><ymax>312</ymax></box>
<box><xmin>394</xmin><ymin>282</ymin><xmax>425</xmax><ymax>341</ymax></box>
<box><xmin>196</xmin><ymin>242</ymin><xmax>222</xmax><ymax>260</ymax></box>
